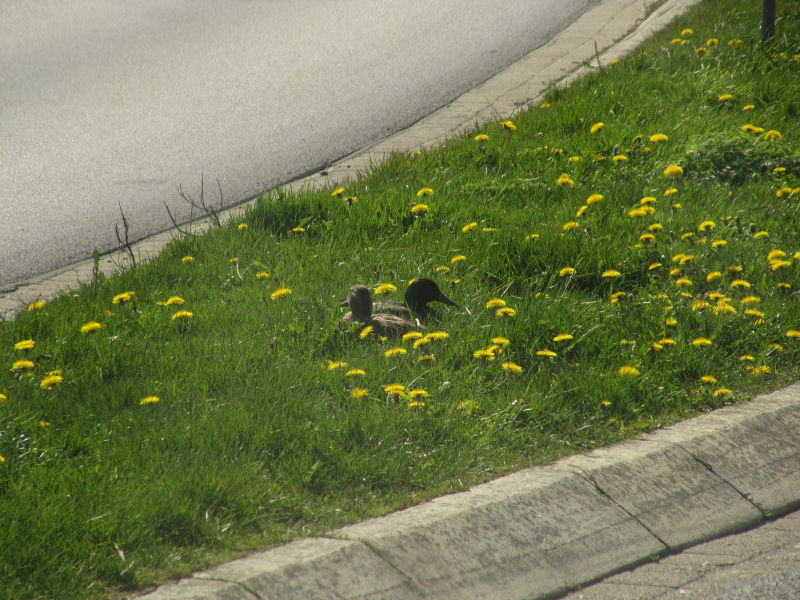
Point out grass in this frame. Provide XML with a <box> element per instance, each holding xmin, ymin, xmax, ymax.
<box><xmin>1</xmin><ymin>1</ymin><xmax>800</xmax><ymax>598</ymax></box>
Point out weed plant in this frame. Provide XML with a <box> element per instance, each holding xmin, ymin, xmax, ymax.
<box><xmin>1</xmin><ymin>1</ymin><xmax>799</xmax><ymax>597</ymax></box>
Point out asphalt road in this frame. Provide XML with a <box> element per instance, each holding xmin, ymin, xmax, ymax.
<box><xmin>1</xmin><ymin>0</ymin><xmax>598</xmax><ymax>290</ymax></box>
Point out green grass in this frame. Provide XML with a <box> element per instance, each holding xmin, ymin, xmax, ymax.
<box><xmin>2</xmin><ymin>1</ymin><xmax>800</xmax><ymax>597</ymax></box>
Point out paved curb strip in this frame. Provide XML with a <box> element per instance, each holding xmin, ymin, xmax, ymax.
<box><xmin>0</xmin><ymin>0</ymin><xmax>698</xmax><ymax>320</ymax></box>
<box><xmin>140</xmin><ymin>384</ymin><xmax>800</xmax><ymax>599</ymax></box>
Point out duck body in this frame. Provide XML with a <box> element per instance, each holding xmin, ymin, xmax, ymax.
<box><xmin>342</xmin><ymin>285</ymin><xmax>417</xmax><ymax>335</ymax></box>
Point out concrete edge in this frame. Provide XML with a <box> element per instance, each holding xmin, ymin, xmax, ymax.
<box><xmin>1</xmin><ymin>0</ymin><xmax>690</xmax><ymax>320</ymax></box>
<box><xmin>138</xmin><ymin>383</ymin><xmax>800</xmax><ymax>600</ymax></box>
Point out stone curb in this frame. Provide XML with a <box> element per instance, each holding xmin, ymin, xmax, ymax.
<box><xmin>140</xmin><ymin>383</ymin><xmax>800</xmax><ymax>600</ymax></box>
<box><xmin>0</xmin><ymin>0</ymin><xmax>695</xmax><ymax>320</ymax></box>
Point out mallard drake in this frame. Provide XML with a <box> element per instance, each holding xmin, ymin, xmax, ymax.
<box><xmin>340</xmin><ymin>278</ymin><xmax>457</xmax><ymax>319</ymax></box>
<box><xmin>342</xmin><ymin>285</ymin><xmax>417</xmax><ymax>335</ymax></box>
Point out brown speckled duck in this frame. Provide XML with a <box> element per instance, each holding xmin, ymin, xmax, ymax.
<box><xmin>342</xmin><ymin>285</ymin><xmax>417</xmax><ymax>335</ymax></box>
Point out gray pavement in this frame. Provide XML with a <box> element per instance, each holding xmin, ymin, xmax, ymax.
<box><xmin>560</xmin><ymin>509</ymin><xmax>800</xmax><ymax>600</ymax></box>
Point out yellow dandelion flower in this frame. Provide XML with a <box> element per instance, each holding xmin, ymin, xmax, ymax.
<box><xmin>553</xmin><ymin>333</ymin><xmax>573</xmax><ymax>342</ymax></box>
<box><xmin>602</xmin><ymin>270</ymin><xmax>621</xmax><ymax>278</ymax></box>
<box><xmin>271</xmin><ymin>288</ymin><xmax>292</xmax><ymax>300</ymax></box>
<box><xmin>681</xmin><ymin>28</ymin><xmax>693</xmax><ymax>36</ymax></box>
<box><xmin>326</xmin><ymin>360</ymin><xmax>348</xmax><ymax>370</ymax></box>
<box><xmin>409</xmin><ymin>389</ymin><xmax>429</xmax><ymax>398</ymax></box>
<box><xmin>649</xmin><ymin>133</ymin><xmax>669</xmax><ymax>142</ymax></box>
<box><xmin>384</xmin><ymin>384</ymin><xmax>405</xmax><ymax>397</ymax></box>
<box><xmin>718</xmin><ymin>94</ymin><xmax>734</xmax><ymax>102</ymax></box>
<box><xmin>770</xmin><ymin>343</ymin><xmax>783</xmax><ymax>351</ymax></box>
<box><xmin>590</xmin><ymin>122</ymin><xmax>604</xmax><ymax>134</ymax></box>
<box><xmin>639</xmin><ymin>233</ymin><xmax>656</xmax><ymax>243</ymax></box>
<box><xmin>416</xmin><ymin>187</ymin><xmax>434</xmax><ymax>197</ymax></box>
<box><xmin>617</xmin><ymin>365</ymin><xmax>639</xmax><ymax>376</ymax></box>
<box><xmin>628</xmin><ymin>207</ymin><xmax>648</xmax><ymax>218</ymax></box>
<box><xmin>559</xmin><ymin>267</ymin><xmax>576</xmax><ymax>277</ymax></box>
<box><xmin>165</xmin><ymin>296</ymin><xmax>185</xmax><ymax>306</ymax></box>
<box><xmin>413</xmin><ymin>337</ymin><xmax>432</xmax><ymax>349</ymax></box>
<box><xmin>474</xmin><ymin>134</ymin><xmax>489</xmax><ymax>142</ymax></box>
<box><xmin>237</xmin><ymin>223</ymin><xmax>248</xmax><ymax>231</ymax></box>
<box><xmin>255</xmin><ymin>271</ymin><xmax>270</xmax><ymax>279</ymax></box>
<box><xmin>584</xmin><ymin>194</ymin><xmax>603</xmax><ymax>206</ymax></box>
<box><xmin>700</xmin><ymin>375</ymin><xmax>718</xmax><ymax>384</ymax></box>
<box><xmin>435</xmin><ymin>265</ymin><xmax>451</xmax><ymax>273</ymax></box>
<box><xmin>539</xmin><ymin>102</ymin><xmax>551</xmax><ymax>109</ymax></box>
<box><xmin>658</xmin><ymin>338</ymin><xmax>676</xmax><ymax>346</ymax></box>
<box><xmin>665</xmin><ymin>317</ymin><xmax>678</xmax><ymax>326</ymax></box>
<box><xmin>80</xmin><ymin>321</ymin><xmax>102</xmax><ymax>334</ymax></box>
<box><xmin>562</xmin><ymin>221</ymin><xmax>579</xmax><ymax>231</ymax></box>
<box><xmin>384</xmin><ymin>347</ymin><xmax>407</xmax><ymax>358</ymax></box>
<box><xmin>14</xmin><ymin>339</ymin><xmax>35</xmax><ymax>351</ymax></box>
<box><xmin>500</xmin><ymin>120</ymin><xmax>516</xmax><ymax>131</ymax></box>
<box><xmin>181</xmin><ymin>255</ymin><xmax>194</xmax><ymax>263</ymax></box>
<box><xmin>496</xmin><ymin>307</ymin><xmax>516</xmax><ymax>317</ymax></box>
<box><xmin>451</xmin><ymin>254</ymin><xmax>466</xmax><ymax>264</ymax></box>
<box><xmin>359</xmin><ymin>325</ymin><xmax>374</xmax><ymax>339</ymax></box>
<box><xmin>501</xmin><ymin>362</ymin><xmax>523</xmax><ymax>373</ymax></box>
<box><xmin>730</xmin><ymin>279</ymin><xmax>750</xmax><ymax>288</ymax></box>
<box><xmin>229</xmin><ymin>257</ymin><xmax>239</xmax><ymax>264</ymax></box>
<box><xmin>575</xmin><ymin>205</ymin><xmax>588</xmax><ymax>218</ymax></box>
<box><xmin>692</xmin><ymin>337</ymin><xmax>712</xmax><ymax>347</ymax></box>
<box><xmin>639</xmin><ymin>196</ymin><xmax>656</xmax><ymax>205</ymax></box>
<box><xmin>462</xmin><ymin>222</ymin><xmax>478</xmax><ymax>233</ymax></box>
<box><xmin>171</xmin><ymin>310</ymin><xmax>194</xmax><ymax>321</ymax></box>
<box><xmin>418</xmin><ymin>354</ymin><xmax>436</xmax><ymax>362</ymax></box>
<box><xmin>427</xmin><ymin>331</ymin><xmax>449</xmax><ymax>340</ymax></box>
<box><xmin>740</xmin><ymin>355</ymin><xmax>755</xmax><ymax>362</ymax></box>
<box><xmin>711</xmin><ymin>240</ymin><xmax>727</xmax><ymax>248</ymax></box>
<box><xmin>648</xmin><ymin>263</ymin><xmax>662</xmax><ymax>271</ymax></box>
<box><xmin>407</xmin><ymin>400</ymin><xmax>426</xmax><ymax>408</ymax></box>
<box><xmin>786</xmin><ymin>330</ymin><xmax>800</xmax><ymax>338</ymax></box>
<box><xmin>350</xmin><ymin>388</ymin><xmax>369</xmax><ymax>399</ymax></box>
<box><xmin>764</xmin><ymin>130</ymin><xmax>782</xmax><ymax>141</ymax></box>
<box><xmin>742</xmin><ymin>104</ymin><xmax>755</xmax><ymax>111</ymax></box>
<box><xmin>374</xmin><ymin>283</ymin><xmax>398</xmax><ymax>295</ymax></box>
<box><xmin>698</xmin><ymin>220</ymin><xmax>716</xmax><ymax>232</ymax></box>
<box><xmin>675</xmin><ymin>277</ymin><xmax>693</xmax><ymax>287</ymax></box>
<box><xmin>706</xmin><ymin>271</ymin><xmax>722</xmax><ymax>283</ymax></box>
<box><xmin>753</xmin><ymin>231</ymin><xmax>769</xmax><ymax>240</ymax></box>
<box><xmin>741</xmin><ymin>124</ymin><xmax>764</xmax><ymax>134</ymax></box>
<box><xmin>0</xmin><ymin>393</ymin><xmax>7</xmax><ymax>403</ymax></box>
<box><xmin>556</xmin><ymin>173</ymin><xmax>575</xmax><ymax>187</ymax></box>
<box><xmin>402</xmin><ymin>331</ymin><xmax>424</xmax><ymax>341</ymax></box>
<box><xmin>713</xmin><ymin>302</ymin><xmax>737</xmax><ymax>315</ymax></box>
<box><xmin>332</xmin><ymin>187</ymin><xmax>346</xmax><ymax>197</ymax></box>
<box><xmin>525</xmin><ymin>233</ymin><xmax>540</xmax><ymax>240</ymax></box>
<box><xmin>568</xmin><ymin>156</ymin><xmax>582</xmax><ymax>163</ymax></box>
<box><xmin>752</xmin><ymin>365</ymin><xmax>770</xmax><ymax>375</ymax></box>
<box><xmin>744</xmin><ymin>309</ymin><xmax>764</xmax><ymax>318</ymax></box>
<box><xmin>27</xmin><ymin>301</ymin><xmax>46</xmax><ymax>312</ymax></box>
<box><xmin>663</xmin><ymin>164</ymin><xmax>684</xmax><ymax>176</ymax></box>
<box><xmin>112</xmin><ymin>291</ymin><xmax>135</xmax><ymax>304</ymax></box>
<box><xmin>140</xmin><ymin>395</ymin><xmax>160</xmax><ymax>405</ymax></box>
<box><xmin>345</xmin><ymin>368</ymin><xmax>366</xmax><ymax>377</ymax></box>
<box><xmin>12</xmin><ymin>359</ymin><xmax>35</xmax><ymax>371</ymax></box>
<box><xmin>664</xmin><ymin>188</ymin><xmax>678</xmax><ymax>196</ymax></box>
<box><xmin>612</xmin><ymin>154</ymin><xmax>628</xmax><ymax>163</ymax></box>
<box><xmin>411</xmin><ymin>203</ymin><xmax>429</xmax><ymax>214</ymax></box>
<box><xmin>769</xmin><ymin>260</ymin><xmax>791</xmax><ymax>271</ymax></box>
<box><xmin>537</xmin><ymin>349</ymin><xmax>557</xmax><ymax>358</ymax></box>
<box><xmin>291</xmin><ymin>226</ymin><xmax>306</xmax><ymax>233</ymax></box>
<box><xmin>491</xmin><ymin>336</ymin><xmax>511</xmax><ymax>346</ymax></box>
<box><xmin>485</xmin><ymin>298</ymin><xmax>506</xmax><ymax>309</ymax></box>
<box><xmin>40</xmin><ymin>374</ymin><xmax>63</xmax><ymax>390</ymax></box>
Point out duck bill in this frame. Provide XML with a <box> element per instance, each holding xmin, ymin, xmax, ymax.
<box><xmin>436</xmin><ymin>291</ymin><xmax>458</xmax><ymax>307</ymax></box>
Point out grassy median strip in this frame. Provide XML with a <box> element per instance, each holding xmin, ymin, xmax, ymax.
<box><xmin>2</xmin><ymin>1</ymin><xmax>800</xmax><ymax>598</ymax></box>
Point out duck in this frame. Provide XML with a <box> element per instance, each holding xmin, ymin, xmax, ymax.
<box><xmin>341</xmin><ymin>284</ymin><xmax>417</xmax><ymax>335</ymax></box>
<box><xmin>340</xmin><ymin>278</ymin><xmax>458</xmax><ymax>320</ymax></box>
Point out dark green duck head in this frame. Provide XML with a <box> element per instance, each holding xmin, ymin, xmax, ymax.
<box><xmin>405</xmin><ymin>278</ymin><xmax>458</xmax><ymax>315</ymax></box>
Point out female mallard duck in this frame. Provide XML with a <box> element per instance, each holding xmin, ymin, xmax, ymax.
<box><xmin>342</xmin><ymin>285</ymin><xmax>417</xmax><ymax>335</ymax></box>
<box><xmin>340</xmin><ymin>278</ymin><xmax>457</xmax><ymax>320</ymax></box>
